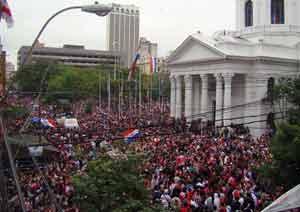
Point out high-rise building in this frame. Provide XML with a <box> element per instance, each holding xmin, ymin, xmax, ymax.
<box><xmin>106</xmin><ymin>3</ymin><xmax>139</xmax><ymax>68</ymax></box>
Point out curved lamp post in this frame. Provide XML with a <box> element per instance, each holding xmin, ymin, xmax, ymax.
<box><xmin>20</xmin><ymin>3</ymin><xmax>113</xmax><ymax>69</ymax></box>
<box><xmin>14</xmin><ymin>3</ymin><xmax>112</xmax><ymax>212</ymax></box>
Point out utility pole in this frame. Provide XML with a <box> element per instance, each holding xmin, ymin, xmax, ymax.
<box><xmin>0</xmin><ymin>131</ymin><xmax>8</xmax><ymax>212</ymax></box>
<box><xmin>0</xmin><ymin>117</ymin><xmax>26</xmax><ymax>212</ymax></box>
<box><xmin>0</xmin><ymin>52</ymin><xmax>8</xmax><ymax>210</ymax></box>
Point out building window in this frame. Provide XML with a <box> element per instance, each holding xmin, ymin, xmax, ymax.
<box><xmin>245</xmin><ymin>0</ymin><xmax>253</xmax><ymax>27</ymax></box>
<box><xmin>271</xmin><ymin>0</ymin><xmax>284</xmax><ymax>24</ymax></box>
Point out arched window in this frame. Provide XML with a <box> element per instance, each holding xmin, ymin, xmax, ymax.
<box><xmin>271</xmin><ymin>0</ymin><xmax>285</xmax><ymax>24</ymax></box>
<box><xmin>245</xmin><ymin>0</ymin><xmax>253</xmax><ymax>27</ymax></box>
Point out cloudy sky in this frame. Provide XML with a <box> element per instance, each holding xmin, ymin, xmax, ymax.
<box><xmin>0</xmin><ymin>0</ymin><xmax>236</xmax><ymax>66</ymax></box>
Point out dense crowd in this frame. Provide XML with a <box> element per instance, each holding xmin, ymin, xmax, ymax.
<box><xmin>137</xmin><ymin>130</ymin><xmax>279</xmax><ymax>211</ymax></box>
<box><xmin>3</xmin><ymin>95</ymin><xmax>289</xmax><ymax>211</ymax></box>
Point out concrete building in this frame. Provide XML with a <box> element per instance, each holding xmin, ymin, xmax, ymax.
<box><xmin>6</xmin><ymin>61</ymin><xmax>15</xmax><ymax>80</ymax></box>
<box><xmin>168</xmin><ymin>0</ymin><xmax>300</xmax><ymax>136</ymax></box>
<box><xmin>18</xmin><ymin>44</ymin><xmax>120</xmax><ymax>68</ymax></box>
<box><xmin>157</xmin><ymin>57</ymin><xmax>168</xmax><ymax>73</ymax></box>
<box><xmin>106</xmin><ymin>3</ymin><xmax>139</xmax><ymax>68</ymax></box>
<box><xmin>137</xmin><ymin>37</ymin><xmax>158</xmax><ymax>74</ymax></box>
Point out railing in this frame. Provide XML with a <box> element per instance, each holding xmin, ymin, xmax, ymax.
<box><xmin>235</xmin><ymin>25</ymin><xmax>300</xmax><ymax>37</ymax></box>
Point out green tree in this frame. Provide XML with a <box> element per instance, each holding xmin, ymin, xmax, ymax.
<box><xmin>72</xmin><ymin>155</ymin><xmax>163</xmax><ymax>212</ymax></box>
<box><xmin>259</xmin><ymin>77</ymin><xmax>300</xmax><ymax>189</ymax></box>
<box><xmin>15</xmin><ymin>62</ymin><xmax>62</xmax><ymax>92</ymax></box>
<box><xmin>270</xmin><ymin>123</ymin><xmax>300</xmax><ymax>187</ymax></box>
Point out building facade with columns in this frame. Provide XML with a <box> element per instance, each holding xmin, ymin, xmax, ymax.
<box><xmin>168</xmin><ymin>0</ymin><xmax>300</xmax><ymax>136</ymax></box>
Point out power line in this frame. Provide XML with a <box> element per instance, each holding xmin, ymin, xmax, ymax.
<box><xmin>23</xmin><ymin>112</ymin><xmax>285</xmax><ymax>148</ymax></box>
<box><xmin>187</xmin><ymin>99</ymin><xmax>264</xmax><ymax>119</ymax></box>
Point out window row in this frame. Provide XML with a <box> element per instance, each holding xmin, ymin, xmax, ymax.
<box><xmin>245</xmin><ymin>0</ymin><xmax>285</xmax><ymax>27</ymax></box>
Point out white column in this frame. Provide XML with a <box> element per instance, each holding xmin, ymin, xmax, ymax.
<box><xmin>215</xmin><ymin>73</ymin><xmax>223</xmax><ymax>126</ymax></box>
<box><xmin>175</xmin><ymin>75</ymin><xmax>183</xmax><ymax>119</ymax></box>
<box><xmin>184</xmin><ymin>75</ymin><xmax>193</xmax><ymax>122</ymax></box>
<box><xmin>200</xmin><ymin>74</ymin><xmax>209</xmax><ymax>120</ymax></box>
<box><xmin>170</xmin><ymin>76</ymin><xmax>176</xmax><ymax>118</ymax></box>
<box><xmin>244</xmin><ymin>74</ymin><xmax>268</xmax><ymax>137</ymax></box>
<box><xmin>193</xmin><ymin>76</ymin><xmax>201</xmax><ymax>120</ymax></box>
<box><xmin>223</xmin><ymin>73</ymin><xmax>234</xmax><ymax>126</ymax></box>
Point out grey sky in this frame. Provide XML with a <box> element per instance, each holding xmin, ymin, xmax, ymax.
<box><xmin>0</xmin><ymin>0</ymin><xmax>236</xmax><ymax>66</ymax></box>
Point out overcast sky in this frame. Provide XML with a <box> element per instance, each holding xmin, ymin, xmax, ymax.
<box><xmin>0</xmin><ymin>0</ymin><xmax>236</xmax><ymax>66</ymax></box>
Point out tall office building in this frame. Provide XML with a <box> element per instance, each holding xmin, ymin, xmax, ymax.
<box><xmin>106</xmin><ymin>3</ymin><xmax>139</xmax><ymax>68</ymax></box>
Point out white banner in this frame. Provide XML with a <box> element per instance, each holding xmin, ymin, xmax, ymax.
<box><xmin>28</xmin><ymin>146</ymin><xmax>44</xmax><ymax>157</ymax></box>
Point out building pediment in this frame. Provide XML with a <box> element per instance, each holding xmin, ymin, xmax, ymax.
<box><xmin>168</xmin><ymin>36</ymin><xmax>225</xmax><ymax>65</ymax></box>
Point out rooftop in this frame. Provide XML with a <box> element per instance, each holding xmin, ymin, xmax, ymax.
<box><xmin>19</xmin><ymin>45</ymin><xmax>120</xmax><ymax>57</ymax></box>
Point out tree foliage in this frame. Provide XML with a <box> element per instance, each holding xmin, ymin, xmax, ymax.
<box><xmin>14</xmin><ymin>62</ymin><xmax>170</xmax><ymax>103</ymax></box>
<box><xmin>72</xmin><ymin>155</ymin><xmax>163</xmax><ymax>212</ymax></box>
<box><xmin>15</xmin><ymin>62</ymin><xmax>62</xmax><ymax>92</ymax></box>
<box><xmin>261</xmin><ymin>123</ymin><xmax>300</xmax><ymax>188</ymax></box>
<box><xmin>274</xmin><ymin>77</ymin><xmax>300</xmax><ymax>125</ymax></box>
<box><xmin>259</xmin><ymin>77</ymin><xmax>300</xmax><ymax>189</ymax></box>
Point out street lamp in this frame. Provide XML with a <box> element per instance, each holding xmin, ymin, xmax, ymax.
<box><xmin>14</xmin><ymin>3</ymin><xmax>112</xmax><ymax>212</ymax></box>
<box><xmin>20</xmin><ymin>3</ymin><xmax>113</xmax><ymax>69</ymax></box>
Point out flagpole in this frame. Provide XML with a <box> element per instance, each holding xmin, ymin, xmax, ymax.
<box><xmin>139</xmin><ymin>64</ymin><xmax>142</xmax><ymax>115</ymax></box>
<box><xmin>118</xmin><ymin>69</ymin><xmax>121</xmax><ymax>120</ymax></box>
<box><xmin>98</xmin><ymin>70</ymin><xmax>101</xmax><ymax>108</ymax></box>
<box><xmin>107</xmin><ymin>71</ymin><xmax>111</xmax><ymax>113</ymax></box>
<box><xmin>150</xmin><ymin>73</ymin><xmax>153</xmax><ymax>111</ymax></box>
<box><xmin>135</xmin><ymin>78</ymin><xmax>138</xmax><ymax>114</ymax></box>
<box><xmin>158</xmin><ymin>72</ymin><xmax>161</xmax><ymax>112</ymax></box>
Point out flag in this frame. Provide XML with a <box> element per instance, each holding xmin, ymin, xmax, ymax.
<box><xmin>122</xmin><ymin>129</ymin><xmax>140</xmax><ymax>143</ymax></box>
<box><xmin>31</xmin><ymin>117</ymin><xmax>41</xmax><ymax>124</ymax></box>
<box><xmin>128</xmin><ymin>53</ymin><xmax>140</xmax><ymax>80</ymax></box>
<box><xmin>0</xmin><ymin>0</ymin><xmax>13</xmax><ymax>27</ymax></box>
<box><xmin>149</xmin><ymin>56</ymin><xmax>158</xmax><ymax>74</ymax></box>
<box><xmin>40</xmin><ymin>118</ymin><xmax>57</xmax><ymax>128</ymax></box>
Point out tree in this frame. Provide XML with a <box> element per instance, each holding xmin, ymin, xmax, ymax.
<box><xmin>274</xmin><ymin>77</ymin><xmax>300</xmax><ymax>125</ymax></box>
<box><xmin>15</xmin><ymin>62</ymin><xmax>62</xmax><ymax>93</ymax></box>
<box><xmin>269</xmin><ymin>123</ymin><xmax>300</xmax><ymax>187</ymax></box>
<box><xmin>72</xmin><ymin>155</ymin><xmax>163</xmax><ymax>212</ymax></box>
<box><xmin>14</xmin><ymin>61</ymin><xmax>170</xmax><ymax>105</ymax></box>
<box><xmin>259</xmin><ymin>77</ymin><xmax>300</xmax><ymax>189</ymax></box>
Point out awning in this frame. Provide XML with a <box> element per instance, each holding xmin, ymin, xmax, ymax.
<box><xmin>262</xmin><ymin>184</ymin><xmax>300</xmax><ymax>212</ymax></box>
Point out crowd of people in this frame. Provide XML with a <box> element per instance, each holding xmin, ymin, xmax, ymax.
<box><xmin>3</xmin><ymin>95</ymin><xmax>287</xmax><ymax>211</ymax></box>
<box><xmin>137</xmin><ymin>129</ymin><xmax>279</xmax><ymax>211</ymax></box>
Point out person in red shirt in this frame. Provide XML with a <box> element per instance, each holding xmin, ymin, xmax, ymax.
<box><xmin>180</xmin><ymin>200</ymin><xmax>189</xmax><ymax>212</ymax></box>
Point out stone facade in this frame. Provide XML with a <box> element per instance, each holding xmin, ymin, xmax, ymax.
<box><xmin>168</xmin><ymin>0</ymin><xmax>300</xmax><ymax>136</ymax></box>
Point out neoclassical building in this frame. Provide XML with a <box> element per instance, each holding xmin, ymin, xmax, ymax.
<box><xmin>168</xmin><ymin>0</ymin><xmax>300</xmax><ymax>136</ymax></box>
